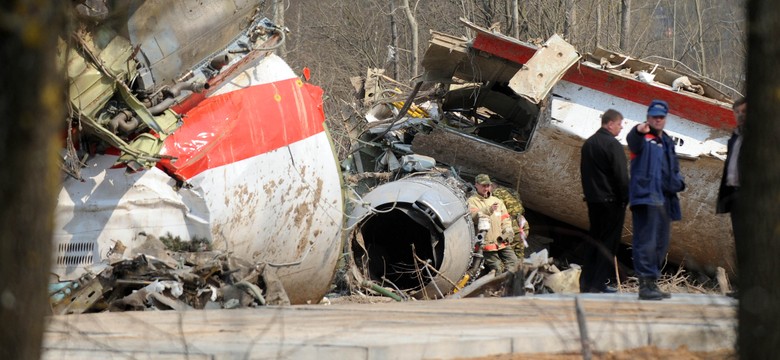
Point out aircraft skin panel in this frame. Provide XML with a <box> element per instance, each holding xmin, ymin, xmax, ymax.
<box><xmin>54</xmin><ymin>157</ymin><xmax>207</xmax><ymax>280</ymax></box>
<box><xmin>188</xmin><ymin>131</ymin><xmax>343</xmax><ymax>304</ymax></box>
<box><xmin>551</xmin><ymin>80</ymin><xmax>730</xmax><ymax>160</ymax></box>
<box><xmin>126</xmin><ymin>0</ymin><xmax>257</xmax><ymax>85</ymax></box>
<box><xmin>508</xmin><ymin>34</ymin><xmax>580</xmax><ymax>104</ymax></box>
<box><xmin>161</xmin><ymin>55</ymin><xmax>325</xmax><ymax>180</ymax></box>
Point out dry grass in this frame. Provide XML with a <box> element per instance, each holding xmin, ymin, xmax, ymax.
<box><xmin>616</xmin><ymin>264</ymin><xmax>722</xmax><ymax>295</ymax></box>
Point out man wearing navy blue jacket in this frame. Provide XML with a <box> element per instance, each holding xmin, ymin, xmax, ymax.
<box><xmin>627</xmin><ymin>100</ymin><xmax>686</xmax><ymax>300</ymax></box>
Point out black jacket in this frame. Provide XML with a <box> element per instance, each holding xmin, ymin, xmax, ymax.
<box><xmin>580</xmin><ymin>127</ymin><xmax>629</xmax><ymax>204</ymax></box>
<box><xmin>716</xmin><ymin>132</ymin><xmax>740</xmax><ymax>214</ymax></box>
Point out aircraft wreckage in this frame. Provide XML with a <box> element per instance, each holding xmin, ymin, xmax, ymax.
<box><xmin>347</xmin><ymin>18</ymin><xmax>738</xmax><ymax>294</ymax></box>
<box><xmin>51</xmin><ymin>3</ymin><xmax>736</xmax><ymax>312</ymax></box>
<box><xmin>53</xmin><ymin>0</ymin><xmax>342</xmax><ymax>307</ymax></box>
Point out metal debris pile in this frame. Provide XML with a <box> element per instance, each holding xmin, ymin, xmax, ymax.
<box><xmin>49</xmin><ymin>234</ymin><xmax>289</xmax><ymax>314</ymax></box>
<box><xmin>524</xmin><ymin>249</ymin><xmax>582</xmax><ymax>294</ymax></box>
<box><xmin>340</xmin><ymin>64</ymin><xmax>588</xmax><ymax>302</ymax></box>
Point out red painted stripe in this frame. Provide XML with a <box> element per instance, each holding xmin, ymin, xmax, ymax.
<box><xmin>472</xmin><ymin>32</ymin><xmax>736</xmax><ymax>130</ymax></box>
<box><xmin>159</xmin><ymin>77</ymin><xmax>325</xmax><ymax>179</ymax></box>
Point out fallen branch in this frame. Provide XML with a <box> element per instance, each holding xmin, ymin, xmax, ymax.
<box><xmin>446</xmin><ymin>270</ymin><xmax>514</xmax><ymax>299</ymax></box>
<box><xmin>362</xmin><ymin>280</ymin><xmax>403</xmax><ymax>301</ymax></box>
<box><xmin>412</xmin><ymin>252</ymin><xmax>459</xmax><ymax>289</ymax></box>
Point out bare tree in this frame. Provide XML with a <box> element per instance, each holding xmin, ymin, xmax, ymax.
<box><xmin>564</xmin><ymin>0</ymin><xmax>576</xmax><ymax>42</ymax></box>
<box><xmin>0</xmin><ymin>1</ymin><xmax>64</xmax><ymax>359</ymax></box>
<box><xmin>694</xmin><ymin>0</ymin><xmax>706</xmax><ymax>74</ymax></box>
<box><xmin>273</xmin><ymin>0</ymin><xmax>287</xmax><ymax>57</ymax></box>
<box><xmin>510</xmin><ymin>0</ymin><xmax>520</xmax><ymax>38</ymax></box>
<box><xmin>402</xmin><ymin>0</ymin><xmax>419</xmax><ymax>78</ymax></box>
<box><xmin>620</xmin><ymin>0</ymin><xmax>631</xmax><ymax>51</ymax></box>
<box><xmin>595</xmin><ymin>0</ymin><xmax>602</xmax><ymax>48</ymax></box>
<box><xmin>738</xmin><ymin>0</ymin><xmax>780</xmax><ymax>357</ymax></box>
<box><xmin>390</xmin><ymin>0</ymin><xmax>400</xmax><ymax>79</ymax></box>
<box><xmin>671</xmin><ymin>0</ymin><xmax>676</xmax><ymax>61</ymax></box>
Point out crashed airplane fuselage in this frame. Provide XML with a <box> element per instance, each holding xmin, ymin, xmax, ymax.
<box><xmin>54</xmin><ymin>1</ymin><xmax>343</xmax><ymax>304</ymax></box>
<box><xmin>409</xmin><ymin>21</ymin><xmax>736</xmax><ymax>275</ymax></box>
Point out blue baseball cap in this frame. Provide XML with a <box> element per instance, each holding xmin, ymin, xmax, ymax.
<box><xmin>647</xmin><ymin>100</ymin><xmax>669</xmax><ymax>117</ymax></box>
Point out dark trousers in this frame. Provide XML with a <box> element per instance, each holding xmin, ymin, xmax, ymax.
<box><xmin>581</xmin><ymin>201</ymin><xmax>625</xmax><ymax>292</ymax></box>
<box><xmin>484</xmin><ymin>247</ymin><xmax>519</xmax><ymax>273</ymax></box>
<box><xmin>631</xmin><ymin>204</ymin><xmax>671</xmax><ymax>279</ymax></box>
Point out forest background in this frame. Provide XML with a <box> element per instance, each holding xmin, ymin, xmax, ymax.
<box><xmin>263</xmin><ymin>0</ymin><xmax>746</xmax><ymax>142</ymax></box>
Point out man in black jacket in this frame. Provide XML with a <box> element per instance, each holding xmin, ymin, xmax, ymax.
<box><xmin>716</xmin><ymin>97</ymin><xmax>747</xmax><ymax>235</ymax></box>
<box><xmin>580</xmin><ymin>109</ymin><xmax>629</xmax><ymax>293</ymax></box>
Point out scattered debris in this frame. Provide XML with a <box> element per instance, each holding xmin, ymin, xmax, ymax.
<box><xmin>49</xmin><ymin>238</ymin><xmax>288</xmax><ymax>314</ymax></box>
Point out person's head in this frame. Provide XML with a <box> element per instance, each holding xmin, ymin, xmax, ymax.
<box><xmin>645</xmin><ymin>99</ymin><xmax>669</xmax><ymax>132</ymax></box>
<box><xmin>601</xmin><ymin>109</ymin><xmax>624</xmax><ymax>136</ymax></box>
<box><xmin>474</xmin><ymin>174</ymin><xmax>493</xmax><ymax>197</ymax></box>
<box><xmin>733</xmin><ymin>97</ymin><xmax>747</xmax><ymax>128</ymax></box>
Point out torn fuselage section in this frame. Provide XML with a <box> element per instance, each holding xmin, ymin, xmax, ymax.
<box><xmin>347</xmin><ymin>175</ymin><xmax>474</xmax><ymax>299</ymax></box>
<box><xmin>61</xmin><ymin>1</ymin><xmax>283</xmax><ymax>174</ymax></box>
<box><xmin>341</xmin><ymin>31</ymin><xmax>579</xmax><ymax>300</ymax></box>
<box><xmin>417</xmin><ymin>30</ymin><xmax>578</xmax><ymax>153</ymax></box>
<box><xmin>54</xmin><ymin>2</ymin><xmax>346</xmax><ymax>306</ymax></box>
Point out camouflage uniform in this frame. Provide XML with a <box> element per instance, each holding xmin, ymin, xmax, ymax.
<box><xmin>492</xmin><ymin>186</ymin><xmax>530</xmax><ymax>261</ymax></box>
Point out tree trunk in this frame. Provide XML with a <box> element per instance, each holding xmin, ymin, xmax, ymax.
<box><xmin>402</xmin><ymin>0</ymin><xmax>419</xmax><ymax>78</ymax></box>
<box><xmin>595</xmin><ymin>0</ymin><xmax>602</xmax><ymax>48</ymax></box>
<box><xmin>738</xmin><ymin>1</ymin><xmax>780</xmax><ymax>358</ymax></box>
<box><xmin>390</xmin><ymin>0</ymin><xmax>399</xmax><ymax>79</ymax></box>
<box><xmin>511</xmin><ymin>0</ymin><xmax>520</xmax><ymax>39</ymax></box>
<box><xmin>620</xmin><ymin>0</ymin><xmax>631</xmax><ymax>51</ymax></box>
<box><xmin>564</xmin><ymin>0</ymin><xmax>576</xmax><ymax>43</ymax></box>
<box><xmin>694</xmin><ymin>0</ymin><xmax>706</xmax><ymax>75</ymax></box>
<box><xmin>0</xmin><ymin>1</ymin><xmax>64</xmax><ymax>359</ymax></box>
<box><xmin>672</xmin><ymin>0</ymin><xmax>676</xmax><ymax>65</ymax></box>
<box><xmin>273</xmin><ymin>0</ymin><xmax>287</xmax><ymax>57</ymax></box>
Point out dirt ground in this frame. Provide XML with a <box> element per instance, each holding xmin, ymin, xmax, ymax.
<box><xmin>455</xmin><ymin>346</ymin><xmax>736</xmax><ymax>360</ymax></box>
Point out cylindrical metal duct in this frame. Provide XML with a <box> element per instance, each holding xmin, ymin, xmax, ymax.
<box><xmin>347</xmin><ymin>175</ymin><xmax>474</xmax><ymax>299</ymax></box>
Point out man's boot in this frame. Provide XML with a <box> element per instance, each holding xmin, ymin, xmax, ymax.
<box><xmin>650</xmin><ymin>280</ymin><xmax>671</xmax><ymax>299</ymax></box>
<box><xmin>638</xmin><ymin>277</ymin><xmax>664</xmax><ymax>300</ymax></box>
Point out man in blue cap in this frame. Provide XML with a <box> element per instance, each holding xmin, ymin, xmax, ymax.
<box><xmin>626</xmin><ymin>99</ymin><xmax>686</xmax><ymax>300</ymax></box>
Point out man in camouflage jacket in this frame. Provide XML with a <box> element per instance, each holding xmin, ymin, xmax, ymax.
<box><xmin>492</xmin><ymin>186</ymin><xmax>530</xmax><ymax>261</ymax></box>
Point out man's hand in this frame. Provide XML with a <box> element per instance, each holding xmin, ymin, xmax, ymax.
<box><xmin>637</xmin><ymin>123</ymin><xmax>650</xmax><ymax>134</ymax></box>
<box><xmin>500</xmin><ymin>228</ymin><xmax>515</xmax><ymax>242</ymax></box>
